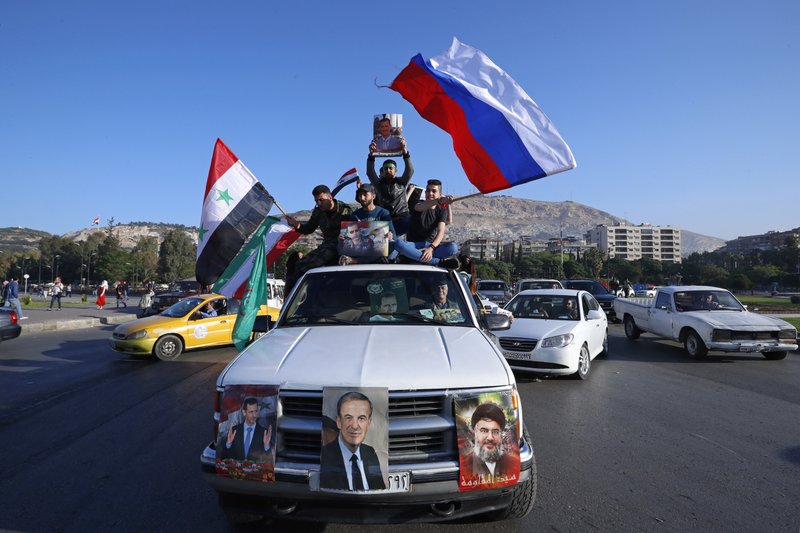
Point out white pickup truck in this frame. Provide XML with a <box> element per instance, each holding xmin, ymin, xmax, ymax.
<box><xmin>201</xmin><ymin>264</ymin><xmax>536</xmax><ymax>524</ymax></box>
<box><xmin>613</xmin><ymin>285</ymin><xmax>797</xmax><ymax>359</ymax></box>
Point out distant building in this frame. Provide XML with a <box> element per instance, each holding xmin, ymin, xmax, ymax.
<box><xmin>501</xmin><ymin>236</ymin><xmax>548</xmax><ymax>262</ymax></box>
<box><xmin>718</xmin><ymin>227</ymin><xmax>800</xmax><ymax>254</ymax></box>
<box><xmin>462</xmin><ymin>237</ymin><xmax>503</xmax><ymax>260</ymax></box>
<box><xmin>546</xmin><ymin>236</ymin><xmax>597</xmax><ymax>259</ymax></box>
<box><xmin>585</xmin><ymin>223</ymin><xmax>682</xmax><ymax>263</ymax></box>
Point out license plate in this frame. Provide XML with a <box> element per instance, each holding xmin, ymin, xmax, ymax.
<box><xmin>503</xmin><ymin>350</ymin><xmax>531</xmax><ymax>360</ymax></box>
<box><xmin>386</xmin><ymin>471</ymin><xmax>411</xmax><ymax>492</ymax></box>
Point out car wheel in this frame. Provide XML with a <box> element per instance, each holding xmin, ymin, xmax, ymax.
<box><xmin>154</xmin><ymin>334</ymin><xmax>183</xmax><ymax>361</ymax></box>
<box><xmin>684</xmin><ymin>330</ymin><xmax>708</xmax><ymax>359</ymax></box>
<box><xmin>572</xmin><ymin>344</ymin><xmax>591</xmax><ymax>380</ymax></box>
<box><xmin>623</xmin><ymin>316</ymin><xmax>640</xmax><ymax>340</ymax></box>
<box><xmin>598</xmin><ymin>330</ymin><xmax>609</xmax><ymax>357</ymax></box>
<box><xmin>489</xmin><ymin>426</ymin><xmax>536</xmax><ymax>520</ymax></box>
<box><xmin>762</xmin><ymin>351</ymin><xmax>787</xmax><ymax>360</ymax></box>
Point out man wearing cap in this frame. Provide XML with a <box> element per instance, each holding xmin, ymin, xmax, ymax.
<box><xmin>366</xmin><ymin>143</ymin><xmax>414</xmax><ymax>237</ymax></box>
<box><xmin>460</xmin><ymin>402</ymin><xmax>517</xmax><ymax>485</ymax></box>
<box><xmin>339</xmin><ymin>183</ymin><xmax>396</xmax><ymax>266</ymax></box>
<box><xmin>285</xmin><ymin>184</ymin><xmax>352</xmax><ymax>292</ymax></box>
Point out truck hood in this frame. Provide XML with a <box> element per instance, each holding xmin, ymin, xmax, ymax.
<box><xmin>497</xmin><ymin>318</ymin><xmax>577</xmax><ymax>340</ymax></box>
<box><xmin>219</xmin><ymin>325</ymin><xmax>513</xmax><ymax>391</ymax></box>
<box><xmin>688</xmin><ymin>311</ymin><xmax>792</xmax><ymax>330</ymax></box>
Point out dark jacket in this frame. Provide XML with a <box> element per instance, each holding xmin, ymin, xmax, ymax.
<box><xmin>366</xmin><ymin>153</ymin><xmax>414</xmax><ymax>219</ymax></box>
<box><xmin>219</xmin><ymin>422</ymin><xmax>272</xmax><ymax>463</ymax></box>
<box><xmin>296</xmin><ymin>200</ymin><xmax>352</xmax><ymax>245</ymax></box>
<box><xmin>320</xmin><ymin>439</ymin><xmax>386</xmax><ymax>491</ymax></box>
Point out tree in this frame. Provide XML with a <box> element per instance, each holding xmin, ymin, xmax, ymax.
<box><xmin>130</xmin><ymin>237</ymin><xmax>160</xmax><ymax>285</ymax></box>
<box><xmin>273</xmin><ymin>245</ymin><xmax>309</xmax><ymax>280</ymax></box>
<box><xmin>94</xmin><ymin>233</ymin><xmax>128</xmax><ymax>283</ymax></box>
<box><xmin>158</xmin><ymin>230</ymin><xmax>197</xmax><ymax>283</ymax></box>
<box><xmin>581</xmin><ymin>248</ymin><xmax>604</xmax><ymax>279</ymax></box>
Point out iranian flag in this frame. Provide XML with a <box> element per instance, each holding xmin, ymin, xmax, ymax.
<box><xmin>196</xmin><ymin>139</ymin><xmax>274</xmax><ymax>287</ymax></box>
<box><xmin>212</xmin><ymin>216</ymin><xmax>300</xmax><ymax>299</ymax></box>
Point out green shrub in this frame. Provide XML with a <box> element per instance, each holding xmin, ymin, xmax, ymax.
<box><xmin>22</xmin><ymin>295</ymin><xmax>31</xmax><ymax>306</ymax></box>
<box><xmin>82</xmin><ymin>294</ymin><xmax>88</xmax><ymax>303</ymax></box>
<box><xmin>791</xmin><ymin>295</ymin><xmax>800</xmax><ymax>304</ymax></box>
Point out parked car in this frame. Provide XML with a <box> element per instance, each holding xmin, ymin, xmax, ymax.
<box><xmin>634</xmin><ymin>286</ymin><xmax>658</xmax><ymax>298</ymax></box>
<box><xmin>614</xmin><ymin>286</ymin><xmax>798</xmax><ymax>359</ymax></box>
<box><xmin>477</xmin><ymin>279</ymin><xmax>512</xmax><ymax>306</ymax></box>
<box><xmin>0</xmin><ymin>309</ymin><xmax>21</xmax><ymax>343</ymax></box>
<box><xmin>561</xmin><ymin>280</ymin><xmax>618</xmax><ymax>322</ymax></box>
<box><xmin>138</xmin><ymin>278</ymin><xmax>202</xmax><ymax>318</ymax></box>
<box><xmin>200</xmin><ymin>264</ymin><xmax>536</xmax><ymax>523</ymax></box>
<box><xmin>514</xmin><ymin>279</ymin><xmax>563</xmax><ymax>293</ymax></box>
<box><xmin>496</xmin><ymin>289</ymin><xmax>607</xmax><ymax>379</ymax></box>
<box><xmin>111</xmin><ymin>294</ymin><xmax>280</xmax><ymax>360</ymax></box>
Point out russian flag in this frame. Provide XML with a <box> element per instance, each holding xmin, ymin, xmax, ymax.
<box><xmin>196</xmin><ymin>139</ymin><xmax>274</xmax><ymax>287</ymax></box>
<box><xmin>390</xmin><ymin>38</ymin><xmax>576</xmax><ymax>194</ymax></box>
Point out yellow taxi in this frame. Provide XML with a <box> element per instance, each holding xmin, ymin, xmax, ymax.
<box><xmin>110</xmin><ymin>293</ymin><xmax>280</xmax><ymax>360</ymax></box>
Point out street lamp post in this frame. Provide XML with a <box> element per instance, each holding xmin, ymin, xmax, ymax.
<box><xmin>54</xmin><ymin>254</ymin><xmax>61</xmax><ymax>280</ymax></box>
<box><xmin>87</xmin><ymin>252</ymin><xmax>95</xmax><ymax>288</ymax></box>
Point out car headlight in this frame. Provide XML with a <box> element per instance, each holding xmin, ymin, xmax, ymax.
<box><xmin>540</xmin><ymin>333</ymin><xmax>574</xmax><ymax>348</ymax></box>
<box><xmin>778</xmin><ymin>329</ymin><xmax>797</xmax><ymax>341</ymax></box>
<box><xmin>127</xmin><ymin>330</ymin><xmax>148</xmax><ymax>340</ymax></box>
<box><xmin>712</xmin><ymin>329</ymin><xmax>731</xmax><ymax>342</ymax></box>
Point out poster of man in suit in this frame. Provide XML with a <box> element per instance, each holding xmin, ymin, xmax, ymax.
<box><xmin>455</xmin><ymin>391</ymin><xmax>521</xmax><ymax>491</ymax></box>
<box><xmin>317</xmin><ymin>387</ymin><xmax>389</xmax><ymax>492</ymax></box>
<box><xmin>215</xmin><ymin>384</ymin><xmax>278</xmax><ymax>483</ymax></box>
<box><xmin>370</xmin><ymin>113</ymin><xmax>405</xmax><ymax>156</ymax></box>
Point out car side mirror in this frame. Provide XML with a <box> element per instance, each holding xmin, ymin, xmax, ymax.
<box><xmin>586</xmin><ymin>310</ymin><xmax>604</xmax><ymax>321</ymax></box>
<box><xmin>252</xmin><ymin>315</ymin><xmax>273</xmax><ymax>333</ymax></box>
<box><xmin>485</xmin><ymin>313</ymin><xmax>511</xmax><ymax>331</ymax></box>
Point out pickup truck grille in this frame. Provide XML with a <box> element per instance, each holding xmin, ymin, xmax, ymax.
<box><xmin>713</xmin><ymin>330</ymin><xmax>779</xmax><ymax>342</ymax></box>
<box><xmin>278</xmin><ymin>391</ymin><xmax>456</xmax><ymax>464</ymax></box>
<box><xmin>498</xmin><ymin>337</ymin><xmax>537</xmax><ymax>352</ymax></box>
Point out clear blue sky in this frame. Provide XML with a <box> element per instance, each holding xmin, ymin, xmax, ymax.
<box><xmin>2</xmin><ymin>1</ymin><xmax>798</xmax><ymax>241</ymax></box>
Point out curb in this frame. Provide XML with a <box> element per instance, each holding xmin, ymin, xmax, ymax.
<box><xmin>22</xmin><ymin>315</ymin><xmax>138</xmax><ymax>333</ymax></box>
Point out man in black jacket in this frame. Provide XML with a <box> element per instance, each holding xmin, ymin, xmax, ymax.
<box><xmin>366</xmin><ymin>146</ymin><xmax>414</xmax><ymax>237</ymax></box>
<box><xmin>320</xmin><ymin>391</ymin><xmax>386</xmax><ymax>491</ymax></box>
<box><xmin>220</xmin><ymin>397</ymin><xmax>273</xmax><ymax>463</ymax></box>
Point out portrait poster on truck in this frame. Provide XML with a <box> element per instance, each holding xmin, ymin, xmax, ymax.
<box><xmin>215</xmin><ymin>385</ymin><xmax>279</xmax><ymax>482</ymax></box>
<box><xmin>367</xmin><ymin>278</ymin><xmax>409</xmax><ymax>320</ymax></box>
<box><xmin>338</xmin><ymin>221</ymin><xmax>390</xmax><ymax>259</ymax></box>
<box><xmin>455</xmin><ymin>391</ymin><xmax>520</xmax><ymax>492</ymax></box>
<box><xmin>315</xmin><ymin>387</ymin><xmax>395</xmax><ymax>493</ymax></box>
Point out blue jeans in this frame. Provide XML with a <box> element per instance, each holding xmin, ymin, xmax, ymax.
<box><xmin>393</xmin><ymin>240</ymin><xmax>459</xmax><ymax>265</ymax></box>
<box><xmin>8</xmin><ymin>297</ymin><xmax>23</xmax><ymax>318</ymax></box>
<box><xmin>49</xmin><ymin>294</ymin><xmax>62</xmax><ymax>309</ymax></box>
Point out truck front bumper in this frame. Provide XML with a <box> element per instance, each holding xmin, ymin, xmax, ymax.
<box><xmin>707</xmin><ymin>341</ymin><xmax>798</xmax><ymax>353</ymax></box>
<box><xmin>200</xmin><ymin>436</ymin><xmax>535</xmax><ymax>523</ymax></box>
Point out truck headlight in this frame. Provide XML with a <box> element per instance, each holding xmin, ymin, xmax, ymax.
<box><xmin>778</xmin><ymin>329</ymin><xmax>797</xmax><ymax>341</ymax></box>
<box><xmin>127</xmin><ymin>330</ymin><xmax>148</xmax><ymax>340</ymax></box>
<box><xmin>540</xmin><ymin>333</ymin><xmax>574</xmax><ymax>348</ymax></box>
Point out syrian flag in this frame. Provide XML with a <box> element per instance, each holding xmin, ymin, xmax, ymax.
<box><xmin>331</xmin><ymin>167</ymin><xmax>359</xmax><ymax>198</ymax></box>
<box><xmin>92</xmin><ymin>216</ymin><xmax>100</xmax><ymax>226</ymax></box>
<box><xmin>196</xmin><ymin>138</ymin><xmax>274</xmax><ymax>287</ymax></box>
<box><xmin>390</xmin><ymin>38</ymin><xmax>576</xmax><ymax>194</ymax></box>
<box><xmin>212</xmin><ymin>216</ymin><xmax>300</xmax><ymax>299</ymax></box>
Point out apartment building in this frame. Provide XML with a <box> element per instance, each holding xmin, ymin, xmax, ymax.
<box><xmin>585</xmin><ymin>223</ymin><xmax>682</xmax><ymax>263</ymax></box>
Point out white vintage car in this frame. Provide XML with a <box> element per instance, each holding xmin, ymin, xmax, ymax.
<box><xmin>614</xmin><ymin>286</ymin><xmax>798</xmax><ymax>359</ymax></box>
<box><xmin>200</xmin><ymin>264</ymin><xmax>536</xmax><ymax>524</ymax></box>
<box><xmin>494</xmin><ymin>289</ymin><xmax>608</xmax><ymax>380</ymax></box>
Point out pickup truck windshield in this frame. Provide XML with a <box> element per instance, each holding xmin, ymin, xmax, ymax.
<box><xmin>674</xmin><ymin>290</ymin><xmax>744</xmax><ymax>312</ymax></box>
<box><xmin>281</xmin><ymin>270</ymin><xmax>470</xmax><ymax>326</ymax></box>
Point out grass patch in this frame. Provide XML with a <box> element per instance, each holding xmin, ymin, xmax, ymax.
<box><xmin>737</xmin><ymin>295</ymin><xmax>797</xmax><ymax>307</ymax></box>
<box><xmin>22</xmin><ymin>298</ymin><xmax>94</xmax><ymax>309</ymax></box>
<box><xmin>781</xmin><ymin>317</ymin><xmax>800</xmax><ymax>330</ymax></box>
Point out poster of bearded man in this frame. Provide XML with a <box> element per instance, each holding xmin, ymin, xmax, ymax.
<box><xmin>454</xmin><ymin>392</ymin><xmax>521</xmax><ymax>491</ymax></box>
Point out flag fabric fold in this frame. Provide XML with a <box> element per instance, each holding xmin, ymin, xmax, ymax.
<box><xmin>331</xmin><ymin>167</ymin><xmax>359</xmax><ymax>198</ymax></box>
<box><xmin>390</xmin><ymin>38</ymin><xmax>576</xmax><ymax>194</ymax></box>
<box><xmin>196</xmin><ymin>138</ymin><xmax>274</xmax><ymax>287</ymax></box>
<box><xmin>231</xmin><ymin>238</ymin><xmax>268</xmax><ymax>352</ymax></box>
<box><xmin>212</xmin><ymin>216</ymin><xmax>300</xmax><ymax>300</ymax></box>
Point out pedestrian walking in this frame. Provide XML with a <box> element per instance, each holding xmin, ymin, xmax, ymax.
<box><xmin>96</xmin><ymin>280</ymin><xmax>108</xmax><ymax>309</ymax></box>
<box><xmin>6</xmin><ymin>276</ymin><xmax>26</xmax><ymax>319</ymax></box>
<box><xmin>115</xmin><ymin>281</ymin><xmax>127</xmax><ymax>308</ymax></box>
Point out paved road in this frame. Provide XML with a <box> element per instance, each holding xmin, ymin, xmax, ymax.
<box><xmin>0</xmin><ymin>326</ymin><xmax>798</xmax><ymax>532</ymax></box>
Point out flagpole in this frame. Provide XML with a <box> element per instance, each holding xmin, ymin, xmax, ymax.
<box><xmin>269</xmin><ymin>195</ymin><xmax>290</xmax><ymax>219</ymax></box>
<box><xmin>449</xmin><ymin>192</ymin><xmax>484</xmax><ymax>203</ymax></box>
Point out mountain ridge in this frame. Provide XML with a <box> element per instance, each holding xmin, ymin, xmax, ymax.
<box><xmin>0</xmin><ymin>197</ymin><xmax>726</xmax><ymax>256</ymax></box>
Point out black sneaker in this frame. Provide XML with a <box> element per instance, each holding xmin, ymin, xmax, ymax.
<box><xmin>440</xmin><ymin>257</ymin><xmax>460</xmax><ymax>270</ymax></box>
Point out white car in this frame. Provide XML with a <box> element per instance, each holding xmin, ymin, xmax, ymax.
<box><xmin>634</xmin><ymin>286</ymin><xmax>658</xmax><ymax>298</ymax></box>
<box><xmin>495</xmin><ymin>289</ymin><xmax>608</xmax><ymax>380</ymax></box>
<box><xmin>514</xmin><ymin>279</ymin><xmax>563</xmax><ymax>293</ymax></box>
